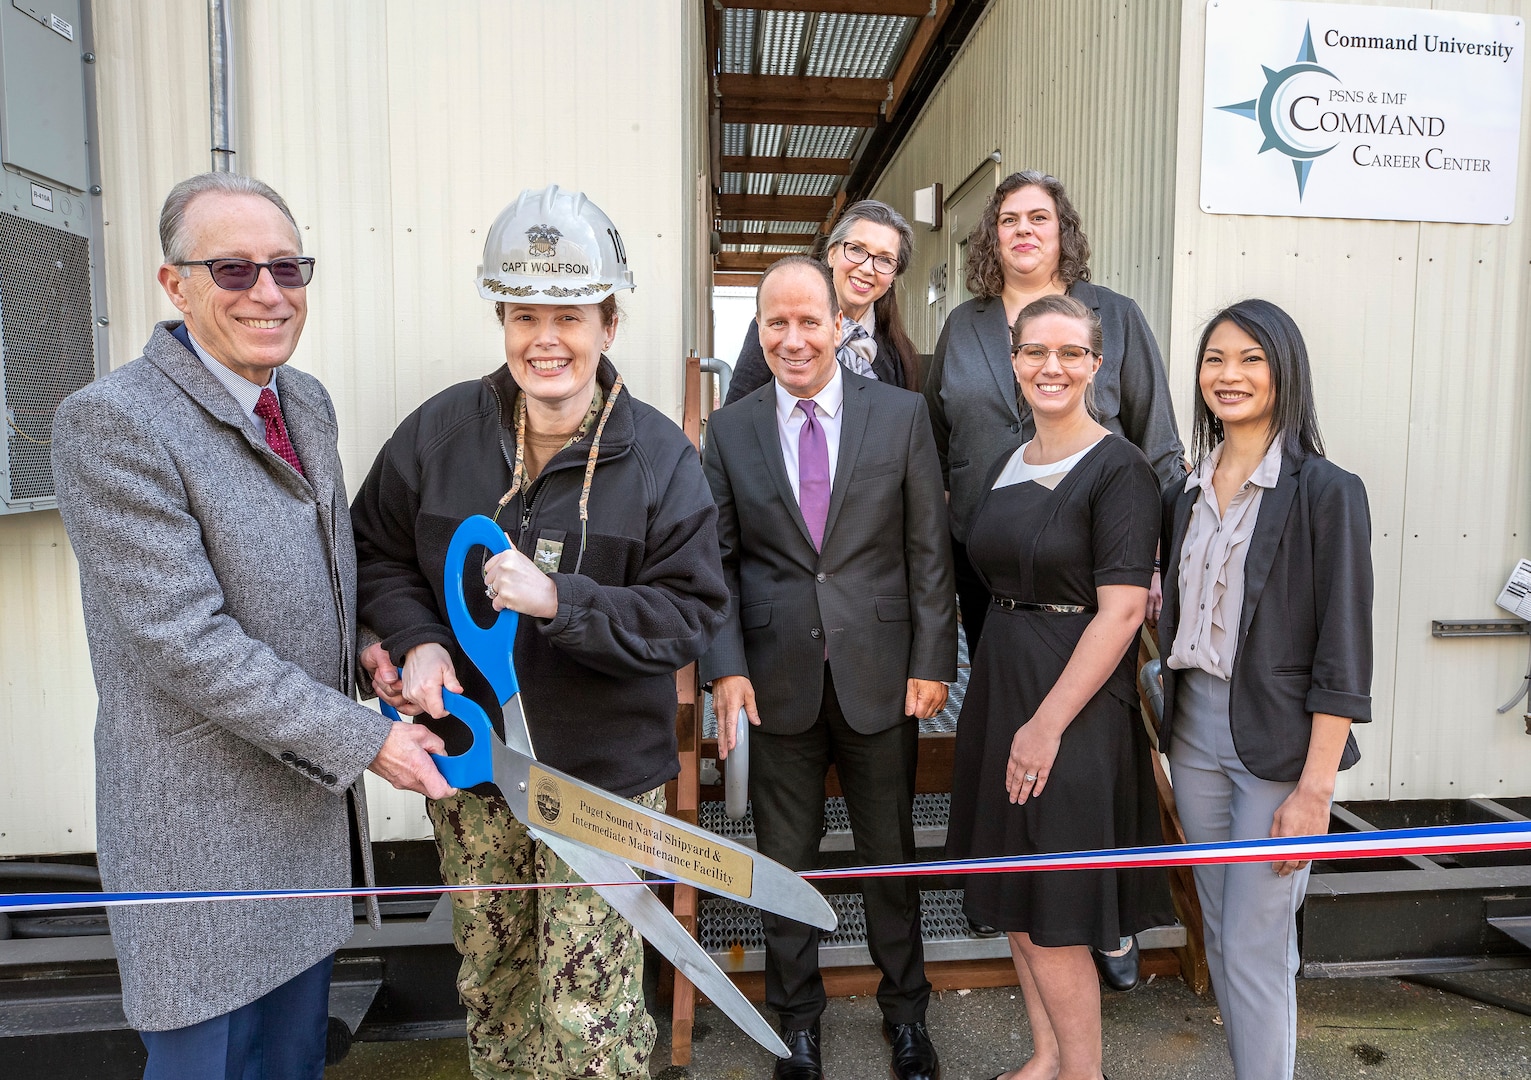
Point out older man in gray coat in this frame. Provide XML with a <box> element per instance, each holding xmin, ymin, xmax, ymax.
<box><xmin>51</xmin><ymin>173</ymin><xmax>453</xmax><ymax>1080</ymax></box>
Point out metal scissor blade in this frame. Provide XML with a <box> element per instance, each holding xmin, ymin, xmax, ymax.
<box><xmin>488</xmin><ymin>714</ymin><xmax>836</xmax><ymax>932</ymax></box>
<box><xmin>548</xmin><ymin>839</ymin><xmax>789</xmax><ymax>1059</ymax></box>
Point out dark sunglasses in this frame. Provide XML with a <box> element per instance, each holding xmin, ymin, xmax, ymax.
<box><xmin>175</xmin><ymin>257</ymin><xmax>316</xmax><ymax>290</ymax></box>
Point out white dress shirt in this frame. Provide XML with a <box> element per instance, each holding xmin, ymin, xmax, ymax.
<box><xmin>774</xmin><ymin>361</ymin><xmax>844</xmax><ymax>503</ymax></box>
<box><xmin>186</xmin><ymin>328</ymin><xmax>279</xmax><ymax>439</ymax></box>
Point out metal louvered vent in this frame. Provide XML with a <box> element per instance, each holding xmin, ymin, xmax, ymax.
<box><xmin>0</xmin><ymin>212</ymin><xmax>96</xmax><ymax>510</ymax></box>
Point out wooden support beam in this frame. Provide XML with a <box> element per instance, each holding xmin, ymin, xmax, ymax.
<box><xmin>717</xmin><ymin>74</ymin><xmax>890</xmax><ymax>103</ymax></box>
<box><xmin>718</xmin><ymin>194</ymin><xmax>834</xmax><ymax>221</ymax></box>
<box><xmin>713</xmin><ymin>272</ymin><xmax>763</xmax><ymax>287</ymax></box>
<box><xmin>721</xmin><ymin>155</ymin><xmax>853</xmax><ymax>176</ymax></box>
<box><xmin>717</xmin><ymin>231</ymin><xmax>818</xmax><ymax>247</ymax></box>
<box><xmin>720</xmin><ymin>103</ymin><xmax>879</xmax><ymax>129</ymax></box>
<box><xmin>888</xmin><ymin>0</ymin><xmax>955</xmax><ymax>118</ymax></box>
<box><xmin>717</xmin><ymin>0</ymin><xmax>934</xmax><ymax>15</ymax></box>
<box><xmin>717</xmin><ymin>252</ymin><xmax>789</xmax><ymax>272</ymax></box>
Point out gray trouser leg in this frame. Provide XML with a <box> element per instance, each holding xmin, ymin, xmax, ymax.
<box><xmin>1168</xmin><ymin>669</ymin><xmax>1314</xmax><ymax>1080</ymax></box>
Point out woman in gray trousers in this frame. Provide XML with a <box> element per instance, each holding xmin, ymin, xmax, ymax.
<box><xmin>1157</xmin><ymin>298</ymin><xmax>1372</xmax><ymax>1080</ymax></box>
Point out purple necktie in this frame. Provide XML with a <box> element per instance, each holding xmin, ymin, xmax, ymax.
<box><xmin>796</xmin><ymin>398</ymin><xmax>830</xmax><ymax>550</ymax></box>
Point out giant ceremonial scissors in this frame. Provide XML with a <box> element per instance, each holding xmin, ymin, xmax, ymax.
<box><xmin>385</xmin><ymin>514</ymin><xmax>836</xmax><ymax>1058</ymax></box>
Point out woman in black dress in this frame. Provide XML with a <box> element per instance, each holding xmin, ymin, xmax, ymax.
<box><xmin>945</xmin><ymin>294</ymin><xmax>1171</xmax><ymax>1080</ymax></box>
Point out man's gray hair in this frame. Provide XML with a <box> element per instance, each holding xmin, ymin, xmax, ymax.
<box><xmin>159</xmin><ymin>173</ymin><xmax>302</xmax><ymax>266</ymax></box>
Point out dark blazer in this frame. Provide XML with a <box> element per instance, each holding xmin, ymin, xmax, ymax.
<box><xmin>724</xmin><ymin>316</ymin><xmax>911</xmax><ymax>405</ymax></box>
<box><xmin>922</xmin><ymin>280</ymin><xmax>1184</xmax><ymax>542</ymax></box>
<box><xmin>1157</xmin><ymin>451</ymin><xmax>1373</xmax><ymax>782</ymax></box>
<box><xmin>699</xmin><ymin>370</ymin><xmax>957</xmax><ymax>734</ymax></box>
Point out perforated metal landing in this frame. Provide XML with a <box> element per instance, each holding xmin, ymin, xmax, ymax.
<box><xmin>699</xmin><ymin>793</ymin><xmax>951</xmax><ymax>851</ymax></box>
<box><xmin>699</xmin><ymin>889</ymin><xmax>1185</xmax><ymax>970</ymax></box>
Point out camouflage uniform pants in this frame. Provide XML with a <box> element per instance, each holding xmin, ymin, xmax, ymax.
<box><xmin>428</xmin><ymin>784</ymin><xmax>664</xmax><ymax>1080</ymax></box>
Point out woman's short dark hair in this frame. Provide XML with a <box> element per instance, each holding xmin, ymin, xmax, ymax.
<box><xmin>1012</xmin><ymin>293</ymin><xmax>1102</xmax><ymax>419</ymax></box>
<box><xmin>495</xmin><ymin>295</ymin><xmax>619</xmax><ymax>328</ymax></box>
<box><xmin>1190</xmin><ymin>298</ymin><xmax>1325</xmax><ymax>462</ymax></box>
<box><xmin>965</xmin><ymin>170</ymin><xmax>1092</xmax><ymax>299</ymax></box>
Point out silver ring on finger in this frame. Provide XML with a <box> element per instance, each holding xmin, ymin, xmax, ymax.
<box><xmin>1024</xmin><ymin>773</ymin><xmax>1038</xmax><ymax>782</ymax></box>
<box><xmin>485</xmin><ymin>585</ymin><xmax>498</xmax><ymax>600</ymax></box>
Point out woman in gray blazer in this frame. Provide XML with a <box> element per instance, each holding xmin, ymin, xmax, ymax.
<box><xmin>922</xmin><ymin>171</ymin><xmax>1183</xmax><ymax>655</ymax></box>
<box><xmin>1158</xmin><ymin>299</ymin><xmax>1372</xmax><ymax>1080</ymax></box>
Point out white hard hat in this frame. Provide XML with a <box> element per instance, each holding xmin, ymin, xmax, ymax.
<box><xmin>476</xmin><ymin>185</ymin><xmax>635</xmax><ymax>304</ymax></box>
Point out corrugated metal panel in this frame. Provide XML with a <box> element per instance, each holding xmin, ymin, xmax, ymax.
<box><xmin>721</xmin><ymin>6</ymin><xmax>755</xmax><ymax>74</ymax></box>
<box><xmin>722</xmin><ymin>122</ymin><xmax>748</xmax><ymax>156</ymax></box>
<box><xmin>787</xmin><ymin>124</ymin><xmax>863</xmax><ymax>158</ymax></box>
<box><xmin>759</xmin><ymin>9</ymin><xmax>807</xmax><ymax>75</ymax></box>
<box><xmin>722</xmin><ymin>171</ymin><xmax>744</xmax><ymax>194</ymax></box>
<box><xmin>746</xmin><ymin>172</ymin><xmax>774</xmax><ymax>195</ymax></box>
<box><xmin>869</xmin><ymin>0</ymin><xmax>1181</xmax><ymax>353</ymax></box>
<box><xmin>0</xmin><ymin>0</ymin><xmax>709</xmax><ymax>856</ymax></box>
<box><xmin>777</xmin><ymin>173</ymin><xmax>842</xmax><ymax>197</ymax></box>
<box><xmin>805</xmin><ymin>13</ymin><xmax>913</xmax><ymax>79</ymax></box>
<box><xmin>1165</xmin><ymin>0</ymin><xmax>1531</xmax><ymax>801</ymax></box>
<box><xmin>751</xmin><ymin>123</ymin><xmax>786</xmax><ymax>156</ymax></box>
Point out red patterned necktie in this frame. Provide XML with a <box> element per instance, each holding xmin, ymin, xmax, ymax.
<box><xmin>254</xmin><ymin>387</ymin><xmax>305</xmax><ymax>477</ymax></box>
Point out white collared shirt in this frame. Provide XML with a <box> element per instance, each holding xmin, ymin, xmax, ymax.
<box><xmin>774</xmin><ymin>361</ymin><xmax>844</xmax><ymax>502</ymax></box>
<box><xmin>186</xmin><ymin>328</ymin><xmax>277</xmax><ymax>438</ymax></box>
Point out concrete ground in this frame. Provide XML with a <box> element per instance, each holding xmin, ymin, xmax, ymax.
<box><xmin>325</xmin><ymin>969</ymin><xmax>1530</xmax><ymax>1079</ymax></box>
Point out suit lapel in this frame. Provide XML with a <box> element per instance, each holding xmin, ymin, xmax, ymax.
<box><xmin>1238</xmin><ymin>455</ymin><xmax>1301</xmax><ymax>644</ymax></box>
<box><xmin>822</xmin><ymin>374</ymin><xmax>869</xmax><ymax>543</ymax></box>
<box><xmin>749</xmin><ymin>386</ymin><xmax>816</xmax><ymax>551</ymax></box>
<box><xmin>274</xmin><ymin>367</ymin><xmax>336</xmax><ymax>506</ymax></box>
<box><xmin>976</xmin><ymin>297</ymin><xmax>1021</xmax><ymax>423</ymax></box>
<box><xmin>1161</xmin><ymin>482</ymin><xmax>1197</xmax><ymax>632</ymax></box>
<box><xmin>146</xmin><ymin>323</ymin><xmax>317</xmax><ymax>499</ymax></box>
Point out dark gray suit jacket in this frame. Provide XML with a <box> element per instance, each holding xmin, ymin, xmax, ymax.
<box><xmin>923</xmin><ymin>280</ymin><xmax>1184</xmax><ymax>542</ymax></box>
<box><xmin>1157</xmin><ymin>452</ymin><xmax>1373</xmax><ymax>781</ymax></box>
<box><xmin>699</xmin><ymin>371</ymin><xmax>956</xmax><ymax>734</ymax></box>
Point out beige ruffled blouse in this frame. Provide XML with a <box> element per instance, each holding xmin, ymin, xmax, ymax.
<box><xmin>1166</xmin><ymin>439</ymin><xmax>1283</xmax><ymax>680</ymax></box>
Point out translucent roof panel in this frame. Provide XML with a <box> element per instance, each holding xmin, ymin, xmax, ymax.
<box><xmin>777</xmin><ymin>174</ymin><xmax>842</xmax><ymax>198</ymax></box>
<box><xmin>751</xmin><ymin>124</ymin><xmax>785</xmax><ymax>157</ymax></box>
<box><xmin>805</xmin><ymin>14</ymin><xmax>916</xmax><ymax>79</ymax></box>
<box><xmin>722</xmin><ymin>123</ymin><xmax>748</xmax><ymax>157</ymax></box>
<box><xmin>721</xmin><ymin>8</ymin><xmax>755</xmax><ymax>75</ymax></box>
<box><xmin>759</xmin><ymin>9</ymin><xmax>807</xmax><ymax>75</ymax></box>
<box><xmin>787</xmin><ymin>125</ymin><xmax>863</xmax><ymax>159</ymax></box>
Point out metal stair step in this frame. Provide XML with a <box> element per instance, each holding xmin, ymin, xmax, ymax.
<box><xmin>698</xmin><ymin>888</ymin><xmax>1186</xmax><ymax>971</ymax></box>
<box><xmin>699</xmin><ymin>793</ymin><xmax>952</xmax><ymax>852</ymax></box>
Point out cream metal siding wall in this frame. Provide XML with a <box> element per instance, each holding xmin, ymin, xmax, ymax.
<box><xmin>1169</xmin><ymin>0</ymin><xmax>1531</xmax><ymax>801</ymax></box>
<box><xmin>870</xmin><ymin>0</ymin><xmax>1183</xmax><ymax>351</ymax></box>
<box><xmin>0</xmin><ymin>0</ymin><xmax>709</xmax><ymax>856</ymax></box>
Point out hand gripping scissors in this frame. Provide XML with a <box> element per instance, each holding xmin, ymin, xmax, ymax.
<box><xmin>387</xmin><ymin>514</ymin><xmax>836</xmax><ymax>1058</ymax></box>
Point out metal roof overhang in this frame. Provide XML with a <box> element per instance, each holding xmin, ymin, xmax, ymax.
<box><xmin>706</xmin><ymin>0</ymin><xmax>988</xmax><ymax>286</ymax></box>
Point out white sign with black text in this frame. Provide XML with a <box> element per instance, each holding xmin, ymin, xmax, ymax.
<box><xmin>1201</xmin><ymin>1</ymin><xmax>1524</xmax><ymax>224</ymax></box>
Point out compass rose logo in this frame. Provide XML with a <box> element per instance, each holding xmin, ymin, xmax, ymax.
<box><xmin>1218</xmin><ymin>22</ymin><xmax>1342</xmax><ymax>199</ymax></box>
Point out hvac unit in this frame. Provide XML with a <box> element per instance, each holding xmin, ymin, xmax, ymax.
<box><xmin>0</xmin><ymin>0</ymin><xmax>106</xmax><ymax>513</ymax></box>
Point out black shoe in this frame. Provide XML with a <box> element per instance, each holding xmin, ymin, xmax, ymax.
<box><xmin>774</xmin><ymin>1021</ymin><xmax>822</xmax><ymax>1080</ymax></box>
<box><xmin>882</xmin><ymin>1020</ymin><xmax>940</xmax><ymax>1080</ymax></box>
<box><xmin>1091</xmin><ymin>936</ymin><xmax>1140</xmax><ymax>992</ymax></box>
<box><xmin>966</xmin><ymin>915</ymin><xmax>1001</xmax><ymax>938</ymax></box>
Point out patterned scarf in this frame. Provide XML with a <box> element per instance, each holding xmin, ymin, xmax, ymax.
<box><xmin>835</xmin><ymin>318</ymin><xmax>878</xmax><ymax>380</ymax></box>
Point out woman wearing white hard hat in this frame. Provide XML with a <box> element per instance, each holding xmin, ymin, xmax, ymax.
<box><xmin>724</xmin><ymin>198</ymin><xmax>923</xmax><ymax>403</ymax></box>
<box><xmin>352</xmin><ymin>185</ymin><xmax>729</xmax><ymax>1078</ymax></box>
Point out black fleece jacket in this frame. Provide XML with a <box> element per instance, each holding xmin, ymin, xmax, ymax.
<box><xmin>352</xmin><ymin>359</ymin><xmax>728</xmax><ymax>797</ymax></box>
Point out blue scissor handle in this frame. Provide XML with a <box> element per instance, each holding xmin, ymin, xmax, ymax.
<box><xmin>378</xmin><ymin>694</ymin><xmax>495</xmax><ymax>790</ymax></box>
<box><xmin>442</xmin><ymin>514</ymin><xmax>521</xmax><ymax>705</ymax></box>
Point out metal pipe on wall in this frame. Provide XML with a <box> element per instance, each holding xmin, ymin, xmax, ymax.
<box><xmin>208</xmin><ymin>0</ymin><xmax>237</xmax><ymax>171</ymax></box>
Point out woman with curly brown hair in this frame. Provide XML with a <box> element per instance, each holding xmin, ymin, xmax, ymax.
<box><xmin>922</xmin><ymin>171</ymin><xmax>1183</xmax><ymax>655</ymax></box>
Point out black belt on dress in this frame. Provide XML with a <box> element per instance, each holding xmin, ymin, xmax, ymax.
<box><xmin>991</xmin><ymin>595</ymin><xmax>1093</xmax><ymax>614</ymax></box>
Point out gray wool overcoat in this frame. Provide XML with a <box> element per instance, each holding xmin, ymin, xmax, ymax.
<box><xmin>51</xmin><ymin>322</ymin><xmax>394</xmax><ymax>1031</ymax></box>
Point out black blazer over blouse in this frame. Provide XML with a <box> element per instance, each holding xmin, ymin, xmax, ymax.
<box><xmin>1156</xmin><ymin>452</ymin><xmax>1374</xmax><ymax>782</ymax></box>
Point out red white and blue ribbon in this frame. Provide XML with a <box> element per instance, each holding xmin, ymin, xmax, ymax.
<box><xmin>4</xmin><ymin>821</ymin><xmax>1529</xmax><ymax>914</ymax></box>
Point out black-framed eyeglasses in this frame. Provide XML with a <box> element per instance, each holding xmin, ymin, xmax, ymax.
<box><xmin>838</xmin><ymin>241</ymin><xmax>899</xmax><ymax>276</ymax></box>
<box><xmin>1012</xmin><ymin>343</ymin><xmax>1097</xmax><ymax>368</ymax></box>
<box><xmin>175</xmin><ymin>257</ymin><xmax>316</xmax><ymax>291</ymax></box>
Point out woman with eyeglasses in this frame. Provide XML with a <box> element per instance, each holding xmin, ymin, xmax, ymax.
<box><xmin>945</xmin><ymin>294</ymin><xmax>1171</xmax><ymax>1080</ymax></box>
<box><xmin>923</xmin><ymin>171</ymin><xmax>1183</xmax><ymax>657</ymax></box>
<box><xmin>1158</xmin><ymin>299</ymin><xmax>1371</xmax><ymax>1080</ymax></box>
<box><xmin>723</xmin><ymin>199</ymin><xmax>922</xmax><ymax>403</ymax></box>
<box><xmin>350</xmin><ymin>185</ymin><xmax>729</xmax><ymax>1078</ymax></box>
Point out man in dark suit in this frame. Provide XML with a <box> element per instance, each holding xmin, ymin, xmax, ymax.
<box><xmin>700</xmin><ymin>256</ymin><xmax>956</xmax><ymax>1080</ymax></box>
